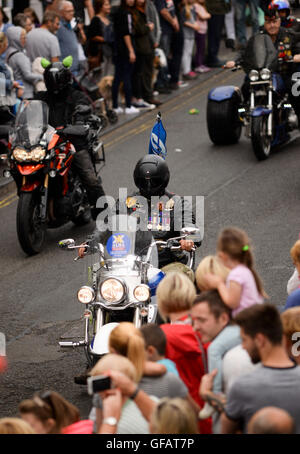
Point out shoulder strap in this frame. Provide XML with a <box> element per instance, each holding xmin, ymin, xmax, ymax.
<box><xmin>6</xmin><ymin>50</ymin><xmax>20</xmax><ymax>64</ymax></box>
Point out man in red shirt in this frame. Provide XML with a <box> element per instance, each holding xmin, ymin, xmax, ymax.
<box><xmin>157</xmin><ymin>271</ymin><xmax>212</xmax><ymax>434</ymax></box>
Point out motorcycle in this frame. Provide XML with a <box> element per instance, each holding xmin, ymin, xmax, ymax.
<box><xmin>58</xmin><ymin>213</ymin><xmax>201</xmax><ymax>367</ymax></box>
<box><xmin>207</xmin><ymin>33</ymin><xmax>299</xmax><ymax>161</ymax></box>
<box><xmin>3</xmin><ymin>99</ymin><xmax>105</xmax><ymax>256</ymax></box>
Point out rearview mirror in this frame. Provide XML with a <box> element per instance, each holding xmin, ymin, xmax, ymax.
<box><xmin>59</xmin><ymin>239</ymin><xmax>75</xmax><ymax>249</ymax></box>
<box><xmin>180</xmin><ymin>227</ymin><xmax>202</xmax><ymax>242</ymax></box>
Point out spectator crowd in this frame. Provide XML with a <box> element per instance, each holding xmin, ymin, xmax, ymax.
<box><xmin>0</xmin><ymin>0</ymin><xmax>274</xmax><ymax>115</ymax></box>
<box><xmin>1</xmin><ymin>225</ymin><xmax>300</xmax><ymax>435</ymax></box>
<box><xmin>1</xmin><ymin>0</ymin><xmax>300</xmax><ymax>437</ymax></box>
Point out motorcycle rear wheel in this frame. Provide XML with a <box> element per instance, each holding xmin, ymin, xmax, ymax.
<box><xmin>17</xmin><ymin>192</ymin><xmax>45</xmax><ymax>255</ymax></box>
<box><xmin>207</xmin><ymin>97</ymin><xmax>242</xmax><ymax>145</ymax></box>
<box><xmin>251</xmin><ymin>115</ymin><xmax>272</xmax><ymax>161</ymax></box>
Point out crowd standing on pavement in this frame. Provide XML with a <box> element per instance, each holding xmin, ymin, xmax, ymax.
<box><xmin>2</xmin><ymin>0</ymin><xmax>300</xmax><ymax>437</ymax></box>
<box><xmin>0</xmin><ymin>0</ymin><xmax>277</xmax><ymax>114</ymax></box>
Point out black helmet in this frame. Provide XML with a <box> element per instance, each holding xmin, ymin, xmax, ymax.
<box><xmin>133</xmin><ymin>155</ymin><xmax>170</xmax><ymax>198</ymax></box>
<box><xmin>43</xmin><ymin>58</ymin><xmax>72</xmax><ymax>94</ymax></box>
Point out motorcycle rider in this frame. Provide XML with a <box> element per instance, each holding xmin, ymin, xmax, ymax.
<box><xmin>35</xmin><ymin>57</ymin><xmax>105</xmax><ymax>220</ymax></box>
<box><xmin>78</xmin><ymin>154</ymin><xmax>201</xmax><ymax>277</ymax></box>
<box><xmin>269</xmin><ymin>0</ymin><xmax>300</xmax><ymax>32</ymax></box>
<box><xmin>225</xmin><ymin>5</ymin><xmax>300</xmax><ymax>122</ymax></box>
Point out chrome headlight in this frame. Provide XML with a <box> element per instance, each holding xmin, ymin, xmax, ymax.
<box><xmin>13</xmin><ymin>147</ymin><xmax>28</xmax><ymax>162</ymax></box>
<box><xmin>260</xmin><ymin>68</ymin><xmax>271</xmax><ymax>81</ymax></box>
<box><xmin>249</xmin><ymin>70</ymin><xmax>259</xmax><ymax>82</ymax></box>
<box><xmin>134</xmin><ymin>285</ymin><xmax>150</xmax><ymax>302</ymax></box>
<box><xmin>77</xmin><ymin>286</ymin><xmax>95</xmax><ymax>304</ymax></box>
<box><xmin>30</xmin><ymin>146</ymin><xmax>46</xmax><ymax>162</ymax></box>
<box><xmin>100</xmin><ymin>278</ymin><xmax>125</xmax><ymax>304</ymax></box>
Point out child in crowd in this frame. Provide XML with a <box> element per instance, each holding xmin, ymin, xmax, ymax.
<box><xmin>193</xmin><ymin>0</ymin><xmax>211</xmax><ymax>73</ymax></box>
<box><xmin>140</xmin><ymin>324</ymin><xmax>180</xmax><ymax>377</ymax></box>
<box><xmin>195</xmin><ymin>254</ymin><xmax>230</xmax><ymax>292</ymax></box>
<box><xmin>180</xmin><ymin>0</ymin><xmax>198</xmax><ymax>80</ymax></box>
<box><xmin>287</xmin><ymin>239</ymin><xmax>300</xmax><ymax>295</ymax></box>
<box><xmin>204</xmin><ymin>227</ymin><xmax>265</xmax><ymax>316</ymax></box>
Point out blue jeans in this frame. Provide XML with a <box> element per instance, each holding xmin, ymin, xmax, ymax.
<box><xmin>235</xmin><ymin>0</ymin><xmax>260</xmax><ymax>47</ymax></box>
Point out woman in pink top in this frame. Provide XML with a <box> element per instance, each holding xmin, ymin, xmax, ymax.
<box><xmin>194</xmin><ymin>0</ymin><xmax>211</xmax><ymax>73</ymax></box>
<box><xmin>204</xmin><ymin>227</ymin><xmax>266</xmax><ymax>316</ymax></box>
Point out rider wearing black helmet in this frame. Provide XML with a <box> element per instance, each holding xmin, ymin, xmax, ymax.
<box><xmin>79</xmin><ymin>154</ymin><xmax>200</xmax><ymax>273</ymax></box>
<box><xmin>35</xmin><ymin>57</ymin><xmax>105</xmax><ymax>220</ymax></box>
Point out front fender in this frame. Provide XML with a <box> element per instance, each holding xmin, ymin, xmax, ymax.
<box><xmin>91</xmin><ymin>322</ymin><xmax>119</xmax><ymax>356</ymax></box>
<box><xmin>251</xmin><ymin>107</ymin><xmax>272</xmax><ymax>117</ymax></box>
<box><xmin>208</xmin><ymin>85</ymin><xmax>241</xmax><ymax>102</ymax></box>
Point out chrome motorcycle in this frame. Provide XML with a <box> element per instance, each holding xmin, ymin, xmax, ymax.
<box><xmin>58</xmin><ymin>214</ymin><xmax>200</xmax><ymax>367</ymax></box>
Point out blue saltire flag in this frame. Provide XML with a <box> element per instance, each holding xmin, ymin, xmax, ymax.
<box><xmin>148</xmin><ymin>112</ymin><xmax>167</xmax><ymax>159</ymax></box>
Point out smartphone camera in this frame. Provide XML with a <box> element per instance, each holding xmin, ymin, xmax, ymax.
<box><xmin>87</xmin><ymin>375</ymin><xmax>111</xmax><ymax>395</ymax></box>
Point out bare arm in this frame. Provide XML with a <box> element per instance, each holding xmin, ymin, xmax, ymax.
<box><xmin>160</xmin><ymin>8</ymin><xmax>179</xmax><ymax>31</ymax></box>
<box><xmin>221</xmin><ymin>412</ymin><xmax>241</xmax><ymax>434</ymax></box>
<box><xmin>85</xmin><ymin>0</ymin><xmax>95</xmax><ymax>20</ymax></box>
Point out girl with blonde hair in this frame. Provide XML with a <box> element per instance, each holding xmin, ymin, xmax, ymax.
<box><xmin>195</xmin><ymin>255</ymin><xmax>230</xmax><ymax>291</ymax></box>
<box><xmin>156</xmin><ymin>271</ymin><xmax>196</xmax><ymax>320</ymax></box>
<box><xmin>109</xmin><ymin>322</ymin><xmax>146</xmax><ymax>382</ymax></box>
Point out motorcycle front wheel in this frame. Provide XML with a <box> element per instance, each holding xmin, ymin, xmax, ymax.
<box><xmin>251</xmin><ymin>115</ymin><xmax>272</xmax><ymax>161</ymax></box>
<box><xmin>17</xmin><ymin>192</ymin><xmax>46</xmax><ymax>255</ymax></box>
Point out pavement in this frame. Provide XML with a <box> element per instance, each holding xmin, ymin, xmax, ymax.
<box><xmin>0</xmin><ymin>39</ymin><xmax>237</xmax><ymax>198</ymax></box>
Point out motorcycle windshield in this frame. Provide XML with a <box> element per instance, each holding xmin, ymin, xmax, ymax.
<box><xmin>96</xmin><ymin>214</ymin><xmax>159</xmax><ymax>274</ymax></box>
<box><xmin>11</xmin><ymin>100</ymin><xmax>49</xmax><ymax>148</ymax></box>
<box><xmin>242</xmin><ymin>33</ymin><xmax>278</xmax><ymax>73</ymax></box>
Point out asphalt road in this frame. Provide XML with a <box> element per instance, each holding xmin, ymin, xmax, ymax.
<box><xmin>1</xmin><ymin>68</ymin><xmax>300</xmax><ymax>419</ymax></box>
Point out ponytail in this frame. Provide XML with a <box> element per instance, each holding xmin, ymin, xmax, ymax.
<box><xmin>109</xmin><ymin>322</ymin><xmax>146</xmax><ymax>382</ymax></box>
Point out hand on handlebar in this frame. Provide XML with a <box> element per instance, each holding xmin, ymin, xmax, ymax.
<box><xmin>78</xmin><ymin>243</ymin><xmax>87</xmax><ymax>258</ymax></box>
<box><xmin>180</xmin><ymin>239</ymin><xmax>194</xmax><ymax>252</ymax></box>
<box><xmin>224</xmin><ymin>60</ymin><xmax>236</xmax><ymax>69</ymax></box>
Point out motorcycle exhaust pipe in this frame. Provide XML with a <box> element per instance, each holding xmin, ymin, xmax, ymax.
<box><xmin>59</xmin><ymin>340</ymin><xmax>86</xmax><ymax>349</ymax></box>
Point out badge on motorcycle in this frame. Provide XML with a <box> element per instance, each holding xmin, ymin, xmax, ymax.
<box><xmin>107</xmin><ymin>234</ymin><xmax>131</xmax><ymax>258</ymax></box>
<box><xmin>126</xmin><ymin>197</ymin><xmax>137</xmax><ymax>208</ymax></box>
<box><xmin>165</xmin><ymin>198</ymin><xmax>175</xmax><ymax>211</ymax></box>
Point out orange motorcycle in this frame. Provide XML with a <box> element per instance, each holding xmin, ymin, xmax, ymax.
<box><xmin>4</xmin><ymin>100</ymin><xmax>104</xmax><ymax>255</ymax></box>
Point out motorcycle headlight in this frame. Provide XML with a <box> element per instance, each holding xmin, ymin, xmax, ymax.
<box><xmin>249</xmin><ymin>70</ymin><xmax>259</xmax><ymax>82</ymax></box>
<box><xmin>30</xmin><ymin>146</ymin><xmax>46</xmax><ymax>162</ymax></box>
<box><xmin>77</xmin><ymin>286</ymin><xmax>95</xmax><ymax>304</ymax></box>
<box><xmin>100</xmin><ymin>278</ymin><xmax>125</xmax><ymax>304</ymax></box>
<box><xmin>12</xmin><ymin>147</ymin><xmax>28</xmax><ymax>162</ymax></box>
<box><xmin>260</xmin><ymin>68</ymin><xmax>271</xmax><ymax>81</ymax></box>
<box><xmin>134</xmin><ymin>285</ymin><xmax>150</xmax><ymax>302</ymax></box>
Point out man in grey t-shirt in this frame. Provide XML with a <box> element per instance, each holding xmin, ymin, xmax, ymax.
<box><xmin>26</xmin><ymin>11</ymin><xmax>61</xmax><ymax>63</ymax></box>
<box><xmin>220</xmin><ymin>304</ymin><xmax>300</xmax><ymax>434</ymax></box>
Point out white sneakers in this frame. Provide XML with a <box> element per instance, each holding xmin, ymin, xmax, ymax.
<box><xmin>113</xmin><ymin>107</ymin><xmax>124</xmax><ymax>114</ymax></box>
<box><xmin>113</xmin><ymin>105</ymin><xmax>141</xmax><ymax>114</ymax></box>
<box><xmin>124</xmin><ymin>106</ymin><xmax>140</xmax><ymax>114</ymax></box>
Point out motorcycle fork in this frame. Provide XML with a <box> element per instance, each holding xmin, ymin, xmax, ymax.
<box><xmin>40</xmin><ymin>173</ymin><xmax>49</xmax><ymax>222</ymax></box>
<box><xmin>133</xmin><ymin>307</ymin><xmax>141</xmax><ymax>328</ymax></box>
<box><xmin>267</xmin><ymin>87</ymin><xmax>273</xmax><ymax>136</ymax></box>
